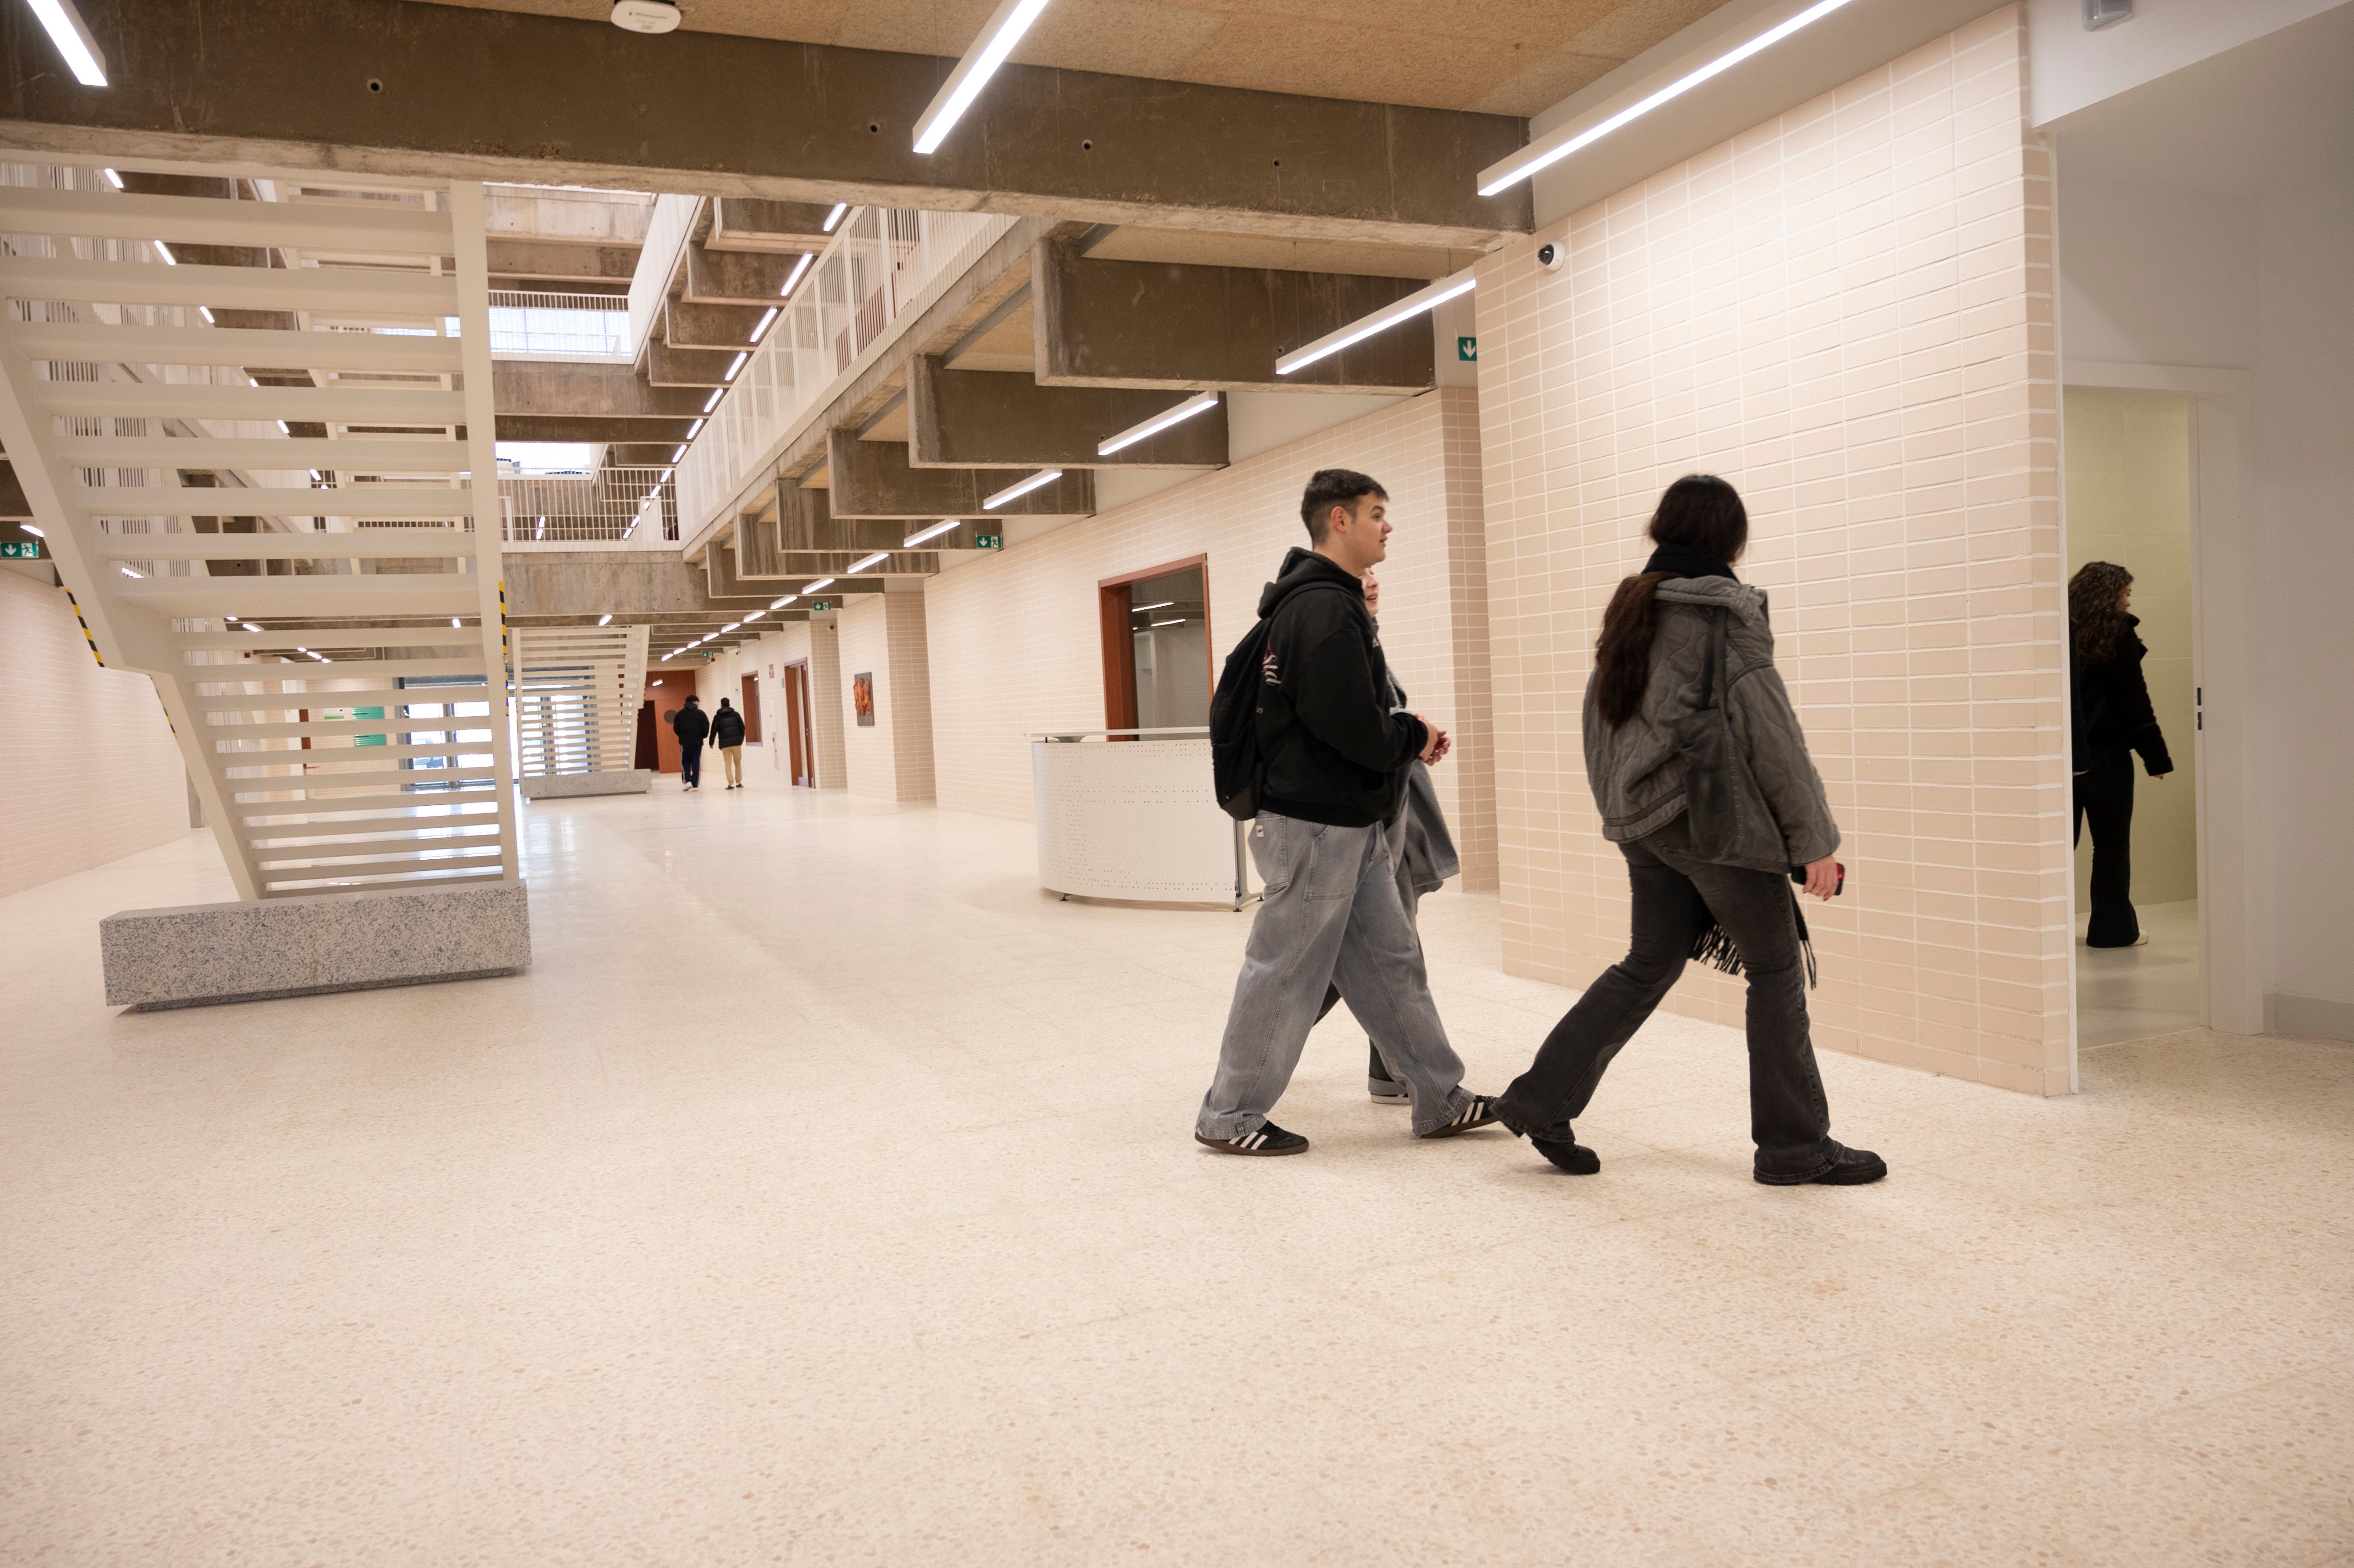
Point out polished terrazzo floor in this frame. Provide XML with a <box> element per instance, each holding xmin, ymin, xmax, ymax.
<box><xmin>3</xmin><ymin>773</ymin><xmax>2349</xmax><ymax>1566</ymax></box>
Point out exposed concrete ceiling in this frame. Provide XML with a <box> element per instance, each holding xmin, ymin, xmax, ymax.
<box><xmin>416</xmin><ymin>0</ymin><xmax>1731</xmax><ymax>117</ymax></box>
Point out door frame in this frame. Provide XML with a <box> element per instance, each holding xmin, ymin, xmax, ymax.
<box><xmin>2061</xmin><ymin>359</ymin><xmax>2260</xmax><ymax>1064</ymax></box>
<box><xmin>781</xmin><ymin>659</ymin><xmax>815</xmax><ymax>787</ymax></box>
<box><xmin>1097</xmin><ymin>554</ymin><xmax>1212</xmax><ymax>736</ymax></box>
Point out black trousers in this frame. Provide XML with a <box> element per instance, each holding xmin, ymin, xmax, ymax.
<box><xmin>2074</xmin><ymin>748</ymin><xmax>2139</xmax><ymax>947</ymax></box>
<box><xmin>1493</xmin><ymin>816</ymin><xmax>1833</xmax><ymax>1178</ymax></box>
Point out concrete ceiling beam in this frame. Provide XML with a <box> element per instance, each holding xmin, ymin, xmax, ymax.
<box><xmin>1033</xmin><ymin>240</ymin><xmax>1433</xmax><ymax>395</ymax></box>
<box><xmin>504</xmin><ymin>552</ymin><xmax>875</xmax><ymax>621</ymax></box>
<box><xmin>6</xmin><ymin>0</ymin><xmax>1531</xmax><ymax>251</ymax></box>
<box><xmin>683</xmin><ymin>245</ymin><xmax>803</xmax><ymax>305</ymax></box>
<box><xmin>826</xmin><ymin>432</ymin><xmax>1093</xmax><ymax>520</ymax></box>
<box><xmin>643</xmin><ymin>339</ymin><xmax>735</xmax><ymax>388</ymax></box>
<box><xmin>908</xmin><ymin>355</ymin><xmax>1224</xmax><ymax>470</ymax></box>
<box><xmin>1</xmin><ymin>459</ymin><xmax>30</xmax><ymax>519</ymax></box>
<box><xmin>493</xmin><ymin>415</ymin><xmax>699</xmax><ymax>445</ymax></box>
<box><xmin>487</xmin><ymin>240</ymin><xmax>638</xmax><ymax>286</ymax></box>
<box><xmin>707</xmin><ymin>200</ymin><xmax>834</xmax><ymax>254</ymax></box>
<box><xmin>663</xmin><ymin>300</ymin><xmax>771</xmax><ymax>353</ymax></box>
<box><xmin>492</xmin><ymin>361</ymin><xmax>712</xmax><ymax>420</ymax></box>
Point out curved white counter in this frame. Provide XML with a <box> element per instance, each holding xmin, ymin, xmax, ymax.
<box><xmin>1028</xmin><ymin>730</ymin><xmax>1252</xmax><ymax>906</ymax></box>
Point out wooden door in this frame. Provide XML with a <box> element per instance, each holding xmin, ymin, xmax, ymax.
<box><xmin>782</xmin><ymin>662</ymin><xmax>813</xmax><ymax>786</ymax></box>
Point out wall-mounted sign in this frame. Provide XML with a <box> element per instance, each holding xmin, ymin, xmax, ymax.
<box><xmin>852</xmin><ymin>672</ymin><xmax>875</xmax><ymax>727</ymax></box>
<box><xmin>1</xmin><ymin>540</ymin><xmax>40</xmax><ymax>558</ymax></box>
<box><xmin>809</xmin><ymin>599</ymin><xmax>831</xmax><ymax>612</ymax></box>
<box><xmin>1457</xmin><ymin>336</ymin><xmax>1477</xmax><ymax>362</ymax></box>
<box><xmin>318</xmin><ymin>706</ymin><xmax>388</xmax><ymax>746</ymax></box>
<box><xmin>975</xmin><ymin>533</ymin><xmax>1004</xmax><ymax>551</ymax></box>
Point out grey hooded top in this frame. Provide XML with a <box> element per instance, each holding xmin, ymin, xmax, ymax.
<box><xmin>1580</xmin><ymin>575</ymin><xmax>1840</xmax><ymax>871</ymax></box>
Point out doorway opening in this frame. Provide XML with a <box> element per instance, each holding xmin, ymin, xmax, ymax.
<box><xmin>780</xmin><ymin>660</ymin><xmax>817</xmax><ymax>787</ymax></box>
<box><xmin>2065</xmin><ymin>387</ymin><xmax>2201</xmax><ymax>1048</ymax></box>
<box><xmin>1098</xmin><ymin>556</ymin><xmax>1212</xmax><ymax>736</ymax></box>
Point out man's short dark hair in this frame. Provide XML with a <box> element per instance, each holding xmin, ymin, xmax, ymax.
<box><xmin>1300</xmin><ymin>469</ymin><xmax>1388</xmax><ymax>545</ymax></box>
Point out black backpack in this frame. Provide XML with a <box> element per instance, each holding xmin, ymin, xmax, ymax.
<box><xmin>1209</xmin><ymin>583</ymin><xmax>1341</xmax><ymax>820</ymax></box>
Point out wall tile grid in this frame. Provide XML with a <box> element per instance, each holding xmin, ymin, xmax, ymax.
<box><xmin>838</xmin><ymin>592</ymin><xmax>936</xmax><ymax>803</ymax></box>
<box><xmin>0</xmin><ymin>570</ymin><xmax>193</xmax><ymax>898</ymax></box>
<box><xmin>922</xmin><ymin>387</ymin><xmax>1497</xmax><ymax>889</ymax></box>
<box><xmin>1476</xmin><ymin>6</ymin><xmax>2070</xmax><ymax>1094</ymax></box>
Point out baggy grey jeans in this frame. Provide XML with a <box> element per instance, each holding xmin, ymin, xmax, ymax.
<box><xmin>1197</xmin><ymin>813</ymin><xmax>1476</xmax><ymax>1140</ymax></box>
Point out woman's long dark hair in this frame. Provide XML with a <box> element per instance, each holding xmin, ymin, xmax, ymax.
<box><xmin>2068</xmin><ymin>561</ymin><xmax>2135</xmax><ymax>670</ymax></box>
<box><xmin>1593</xmin><ymin>476</ymin><xmax>1750</xmax><ymax>727</ymax></box>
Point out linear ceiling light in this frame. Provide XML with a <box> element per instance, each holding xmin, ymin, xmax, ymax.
<box><xmin>1275</xmin><ymin>267</ymin><xmax>1475</xmax><ymax>378</ymax></box>
<box><xmin>669</xmin><ymin>445</ymin><xmax>685</xmax><ymax>462</ymax></box>
<box><xmin>1096</xmin><ymin>392</ymin><xmax>1219</xmax><ymax>456</ymax></box>
<box><xmin>703</xmin><ymin>387</ymin><xmax>724</xmax><ymax>413</ymax></box>
<box><xmin>152</xmin><ymin>240</ymin><xmax>177</xmax><ymax>266</ymax></box>
<box><xmin>781</xmin><ymin>253</ymin><xmax>814</xmax><ymax>295</ymax></box>
<box><xmin>911</xmin><ymin>0</ymin><xmax>1055</xmax><ymax>154</ymax></box>
<box><xmin>724</xmin><ymin>351</ymin><xmax>748</xmax><ymax>381</ymax></box>
<box><xmin>750</xmin><ymin>306</ymin><xmax>779</xmax><ymax>342</ymax></box>
<box><xmin>1132</xmin><ymin>600</ymin><xmax>1173</xmax><ymax>612</ymax></box>
<box><xmin>744</xmin><ymin>610</ymin><xmax>765</xmax><ymax>621</ymax></box>
<box><xmin>770</xmin><ymin>595</ymin><xmax>797</xmax><ymax>609</ymax></box>
<box><xmin>983</xmin><ymin>469</ymin><xmax>1061</xmax><ymax>509</ymax></box>
<box><xmin>846</xmin><ymin>552</ymin><xmax>888</xmax><ymax>573</ymax></box>
<box><xmin>802</xmin><ymin>577</ymin><xmax>835</xmax><ymax>592</ymax></box>
<box><xmin>20</xmin><ymin>524</ymin><xmax>43</xmax><ymax>537</ymax></box>
<box><xmin>1476</xmin><ymin>0</ymin><xmax>1857</xmax><ymax>195</ymax></box>
<box><xmin>28</xmin><ymin>0</ymin><xmax>107</xmax><ymax>86</ymax></box>
<box><xmin>822</xmin><ymin>203</ymin><xmax>848</xmax><ymax>233</ymax></box>
<box><xmin>722</xmin><ymin>621</ymin><xmax>741</xmax><ymax>632</ymax></box>
<box><xmin>1150</xmin><ymin>618</ymin><xmax>1186</xmax><ymax>628</ymax></box>
<box><xmin>903</xmin><ymin>519</ymin><xmax>960</xmax><ymax>547</ymax></box>
<box><xmin>597</xmin><ymin>613</ymin><xmax>613</xmax><ymax>626</ymax></box>
<box><xmin>100</xmin><ymin>167</ymin><xmax>122</xmax><ymax>189</ymax></box>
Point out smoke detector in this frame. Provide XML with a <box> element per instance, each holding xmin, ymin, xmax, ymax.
<box><xmin>612</xmin><ymin>1</ymin><xmax>681</xmax><ymax>33</ymax></box>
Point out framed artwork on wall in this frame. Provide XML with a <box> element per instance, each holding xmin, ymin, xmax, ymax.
<box><xmin>852</xmin><ymin>672</ymin><xmax>875</xmax><ymax>726</ymax></box>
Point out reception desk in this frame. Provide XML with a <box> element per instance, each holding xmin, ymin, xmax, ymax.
<box><xmin>1028</xmin><ymin>729</ymin><xmax>1253</xmax><ymax>907</ymax></box>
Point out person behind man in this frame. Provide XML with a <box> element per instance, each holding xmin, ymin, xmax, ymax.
<box><xmin>672</xmin><ymin>692</ymin><xmax>709</xmax><ymax>792</ymax></box>
<box><xmin>2068</xmin><ymin>561</ymin><xmax>2171</xmax><ymax>947</ymax></box>
<box><xmin>1489</xmin><ymin>475</ymin><xmax>1882</xmax><ymax>1185</ymax></box>
<box><xmin>1316</xmin><ymin>570</ymin><xmax>1462</xmax><ymax>1106</ymax></box>
<box><xmin>711</xmin><ymin>696</ymin><xmax>748</xmax><ymax>790</ymax></box>
<box><xmin>1196</xmin><ymin>469</ymin><xmax>1499</xmax><ymax>1156</ymax></box>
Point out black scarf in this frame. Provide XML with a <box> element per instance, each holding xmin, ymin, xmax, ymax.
<box><xmin>1643</xmin><ymin>543</ymin><xmax>1738</xmax><ymax>583</ymax></box>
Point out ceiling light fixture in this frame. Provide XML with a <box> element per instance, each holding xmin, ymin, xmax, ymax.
<box><xmin>686</xmin><ymin>417</ymin><xmax>705</xmax><ymax>438</ymax></box>
<box><xmin>1151</xmin><ymin>618</ymin><xmax>1186</xmax><ymax>628</ymax></box>
<box><xmin>744</xmin><ymin>610</ymin><xmax>765</xmax><ymax>621</ymax></box>
<box><xmin>846</xmin><ymin>552</ymin><xmax>888</xmax><ymax>573</ymax></box>
<box><xmin>780</xmin><ymin>253</ymin><xmax>814</xmax><ymax>295</ymax></box>
<box><xmin>669</xmin><ymin>445</ymin><xmax>685</xmax><ymax>462</ymax></box>
<box><xmin>722</xmin><ymin>621</ymin><xmax>741</xmax><ymax>632</ymax></box>
<box><xmin>198</xmin><ymin>306</ymin><xmax>215</xmax><ymax>323</ymax></box>
<box><xmin>610</xmin><ymin>0</ymin><xmax>681</xmax><ymax>33</ymax></box>
<box><xmin>750</xmin><ymin>306</ymin><xmax>779</xmax><ymax>342</ymax></box>
<box><xmin>100</xmin><ymin>167</ymin><xmax>122</xmax><ymax>189</ymax></box>
<box><xmin>241</xmin><ymin>622</ymin><xmax>260</xmax><ymax>632</ymax></box>
<box><xmin>119</xmin><ymin>565</ymin><xmax>139</xmax><ymax>577</ymax></box>
<box><xmin>903</xmin><ymin>519</ymin><xmax>960</xmax><ymax>546</ymax></box>
<box><xmin>1476</xmin><ymin>0</ymin><xmax>1858</xmax><ymax>195</ymax></box>
<box><xmin>821</xmin><ymin>203</ymin><xmax>848</xmax><ymax>233</ymax></box>
<box><xmin>724</xmin><ymin>352</ymin><xmax>748</xmax><ymax>382</ymax></box>
<box><xmin>911</xmin><ymin>0</ymin><xmax>1056</xmax><ymax>155</ymax></box>
<box><xmin>597</xmin><ymin>613</ymin><xmax>613</xmax><ymax>626</ymax></box>
<box><xmin>19</xmin><ymin>524</ymin><xmax>43</xmax><ymax>538</ymax></box>
<box><xmin>802</xmin><ymin>577</ymin><xmax>834</xmax><ymax>593</ymax></box>
<box><xmin>703</xmin><ymin>387</ymin><xmax>724</xmax><ymax>413</ymax></box>
<box><xmin>770</xmin><ymin>595</ymin><xmax>797</xmax><ymax>609</ymax></box>
<box><xmin>982</xmin><ymin>469</ymin><xmax>1061</xmax><ymax>509</ymax></box>
<box><xmin>1132</xmin><ymin>600</ymin><xmax>1174</xmax><ymax>612</ymax></box>
<box><xmin>1276</xmin><ymin>267</ymin><xmax>1475</xmax><ymax>377</ymax></box>
<box><xmin>1096</xmin><ymin>392</ymin><xmax>1219</xmax><ymax>456</ymax></box>
<box><xmin>152</xmin><ymin>240</ymin><xmax>176</xmax><ymax>266</ymax></box>
<box><xmin>27</xmin><ymin>0</ymin><xmax>107</xmax><ymax>86</ymax></box>
<box><xmin>451</xmin><ymin>618</ymin><xmax>462</xmax><ymax>628</ymax></box>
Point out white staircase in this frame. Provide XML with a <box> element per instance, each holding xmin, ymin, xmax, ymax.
<box><xmin>0</xmin><ymin>165</ymin><xmax>519</xmax><ymax>901</ymax></box>
<box><xmin>514</xmin><ymin>623</ymin><xmax>649</xmax><ymax>779</ymax></box>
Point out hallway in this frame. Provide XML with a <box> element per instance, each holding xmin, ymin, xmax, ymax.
<box><xmin>3</xmin><ymin>789</ymin><xmax>2348</xmax><ymax>1565</ymax></box>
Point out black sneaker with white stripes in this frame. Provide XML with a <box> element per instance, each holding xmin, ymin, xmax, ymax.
<box><xmin>1417</xmin><ymin>1095</ymin><xmax>1501</xmax><ymax>1139</ymax></box>
<box><xmin>1195</xmin><ymin>1122</ymin><xmax>1310</xmax><ymax>1156</ymax></box>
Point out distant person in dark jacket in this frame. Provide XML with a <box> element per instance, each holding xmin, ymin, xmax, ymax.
<box><xmin>1194</xmin><ymin>468</ymin><xmax>1500</xmax><ymax>1158</ymax></box>
<box><xmin>2069</xmin><ymin>561</ymin><xmax>2172</xmax><ymax>947</ymax></box>
<box><xmin>672</xmin><ymin>694</ymin><xmax>709</xmax><ymax>792</ymax></box>
<box><xmin>711</xmin><ymin>697</ymin><xmax>748</xmax><ymax>789</ymax></box>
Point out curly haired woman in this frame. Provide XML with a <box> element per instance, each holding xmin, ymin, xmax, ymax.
<box><xmin>2068</xmin><ymin>561</ymin><xmax>2173</xmax><ymax>948</ymax></box>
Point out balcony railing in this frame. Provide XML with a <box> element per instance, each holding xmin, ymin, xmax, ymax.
<box><xmin>488</xmin><ymin>291</ymin><xmax>628</xmax><ymax>357</ymax></box>
<box><xmin>500</xmin><ymin>465</ymin><xmax>676</xmax><ymax>542</ymax></box>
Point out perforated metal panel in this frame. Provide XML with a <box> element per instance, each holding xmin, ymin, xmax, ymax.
<box><xmin>1031</xmin><ymin>738</ymin><xmax>1248</xmax><ymax>904</ymax></box>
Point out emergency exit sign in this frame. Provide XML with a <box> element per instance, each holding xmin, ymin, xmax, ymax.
<box><xmin>1457</xmin><ymin>337</ymin><xmax>1477</xmax><ymax>362</ymax></box>
<box><xmin>1</xmin><ymin>540</ymin><xmax>39</xmax><ymax>558</ymax></box>
<box><xmin>975</xmin><ymin>533</ymin><xmax>1004</xmax><ymax>550</ymax></box>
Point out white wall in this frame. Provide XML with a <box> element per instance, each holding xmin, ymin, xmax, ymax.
<box><xmin>0</xmin><ymin>569</ymin><xmax>193</xmax><ymax>898</ymax></box>
<box><xmin>2028</xmin><ymin>0</ymin><xmax>2350</xmax><ymax>126</ymax></box>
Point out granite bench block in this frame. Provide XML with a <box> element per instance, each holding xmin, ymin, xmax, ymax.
<box><xmin>520</xmin><ymin>769</ymin><xmax>653</xmax><ymax>800</ymax></box>
<box><xmin>100</xmin><ymin>882</ymin><xmax>532</xmax><ymax>1010</ymax></box>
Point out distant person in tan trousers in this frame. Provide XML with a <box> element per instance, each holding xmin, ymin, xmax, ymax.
<box><xmin>711</xmin><ymin>697</ymin><xmax>747</xmax><ymax>789</ymax></box>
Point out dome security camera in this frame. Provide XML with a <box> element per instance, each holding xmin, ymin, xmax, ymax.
<box><xmin>612</xmin><ymin>1</ymin><xmax>681</xmax><ymax>32</ymax></box>
<box><xmin>1536</xmin><ymin>241</ymin><xmax>1565</xmax><ymax>272</ymax></box>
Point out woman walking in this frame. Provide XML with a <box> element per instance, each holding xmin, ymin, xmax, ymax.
<box><xmin>2068</xmin><ymin>562</ymin><xmax>2173</xmax><ymax>947</ymax></box>
<box><xmin>1492</xmin><ymin>476</ymin><xmax>1884</xmax><ymax>1186</ymax></box>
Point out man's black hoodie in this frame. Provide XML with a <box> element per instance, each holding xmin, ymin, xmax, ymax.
<box><xmin>1256</xmin><ymin>546</ymin><xmax>1428</xmax><ymax>828</ymax></box>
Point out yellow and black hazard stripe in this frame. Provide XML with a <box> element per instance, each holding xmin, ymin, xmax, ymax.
<box><xmin>61</xmin><ymin>588</ymin><xmax>102</xmax><ymax>667</ymax></box>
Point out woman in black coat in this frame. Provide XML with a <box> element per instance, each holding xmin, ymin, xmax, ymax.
<box><xmin>2068</xmin><ymin>561</ymin><xmax>2173</xmax><ymax>948</ymax></box>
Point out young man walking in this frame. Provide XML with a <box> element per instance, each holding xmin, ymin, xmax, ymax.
<box><xmin>711</xmin><ymin>696</ymin><xmax>748</xmax><ymax>789</ymax></box>
<box><xmin>1195</xmin><ymin>469</ymin><xmax>1499</xmax><ymax>1156</ymax></box>
<box><xmin>672</xmin><ymin>693</ymin><xmax>709</xmax><ymax>792</ymax></box>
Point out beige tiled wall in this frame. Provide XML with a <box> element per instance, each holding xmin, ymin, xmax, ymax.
<box><xmin>923</xmin><ymin>388</ymin><xmax>1497</xmax><ymax>888</ymax></box>
<box><xmin>840</xmin><ymin>591</ymin><xmax>936</xmax><ymax>802</ymax></box>
<box><xmin>0</xmin><ymin>569</ymin><xmax>193</xmax><ymax>898</ymax></box>
<box><xmin>1476</xmin><ymin>6</ymin><xmax>2070</xmax><ymax>1094</ymax></box>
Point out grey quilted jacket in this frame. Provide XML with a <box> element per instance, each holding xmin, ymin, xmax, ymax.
<box><xmin>1581</xmin><ymin>576</ymin><xmax>1839</xmax><ymax>871</ymax></box>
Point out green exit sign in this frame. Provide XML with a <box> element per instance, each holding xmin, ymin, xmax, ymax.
<box><xmin>808</xmin><ymin>599</ymin><xmax>831</xmax><ymax>612</ymax></box>
<box><xmin>975</xmin><ymin>533</ymin><xmax>1004</xmax><ymax>551</ymax></box>
<box><xmin>1</xmin><ymin>540</ymin><xmax>40</xmax><ymax>558</ymax></box>
<box><xmin>1457</xmin><ymin>336</ymin><xmax>1477</xmax><ymax>362</ymax></box>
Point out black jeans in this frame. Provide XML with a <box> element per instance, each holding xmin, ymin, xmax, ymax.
<box><xmin>2073</xmin><ymin>748</ymin><xmax>2138</xmax><ymax>947</ymax></box>
<box><xmin>1494</xmin><ymin>816</ymin><xmax>1833</xmax><ymax>1178</ymax></box>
